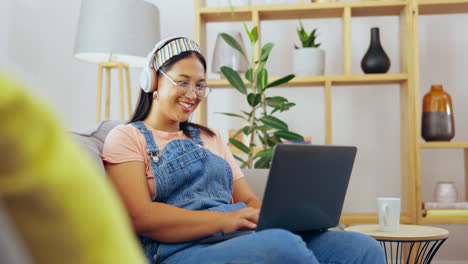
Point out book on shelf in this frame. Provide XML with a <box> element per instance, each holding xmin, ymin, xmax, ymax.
<box><xmin>423</xmin><ymin>201</ymin><xmax>468</xmax><ymax>210</ymax></box>
<box><xmin>426</xmin><ymin>209</ymin><xmax>468</xmax><ymax>217</ymax></box>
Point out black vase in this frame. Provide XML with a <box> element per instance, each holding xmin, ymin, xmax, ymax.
<box><xmin>361</xmin><ymin>27</ymin><xmax>391</xmax><ymax>74</ymax></box>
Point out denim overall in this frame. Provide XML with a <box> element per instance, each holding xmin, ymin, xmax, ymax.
<box><xmin>131</xmin><ymin>121</ymin><xmax>247</xmax><ymax>264</ymax></box>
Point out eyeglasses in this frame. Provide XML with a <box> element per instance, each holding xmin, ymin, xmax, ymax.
<box><xmin>159</xmin><ymin>70</ymin><xmax>211</xmax><ymax>99</ymax></box>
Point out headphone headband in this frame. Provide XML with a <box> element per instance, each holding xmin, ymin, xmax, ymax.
<box><xmin>146</xmin><ymin>36</ymin><xmax>202</xmax><ymax>70</ymax></box>
<box><xmin>139</xmin><ymin>36</ymin><xmax>202</xmax><ymax>93</ymax></box>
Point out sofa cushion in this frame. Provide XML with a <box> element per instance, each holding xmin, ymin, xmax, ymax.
<box><xmin>71</xmin><ymin>120</ymin><xmax>125</xmax><ymax>174</ymax></box>
<box><xmin>0</xmin><ymin>76</ymin><xmax>147</xmax><ymax>264</ymax></box>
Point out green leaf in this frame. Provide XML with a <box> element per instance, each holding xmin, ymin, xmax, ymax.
<box><xmin>280</xmin><ymin>102</ymin><xmax>296</xmax><ymax>112</ymax></box>
<box><xmin>266</xmin><ymin>74</ymin><xmax>295</xmax><ymax>89</ymax></box>
<box><xmin>247</xmin><ymin>93</ymin><xmax>262</xmax><ymax>107</ymax></box>
<box><xmin>258</xmin><ymin>43</ymin><xmax>274</xmax><ymax>62</ymax></box>
<box><xmin>251</xmin><ymin>26</ymin><xmax>258</xmax><ymax>43</ymax></box>
<box><xmin>216</xmin><ymin>112</ymin><xmax>247</xmax><ymax>120</ymax></box>
<box><xmin>268</xmin><ymin>135</ymin><xmax>282</xmax><ymax>146</ymax></box>
<box><xmin>241</xmin><ymin>110</ymin><xmax>251</xmax><ymax>117</ymax></box>
<box><xmin>274</xmin><ymin>130</ymin><xmax>304</xmax><ymax>142</ymax></box>
<box><xmin>256</xmin><ymin>125</ymin><xmax>271</xmax><ymax>131</ymax></box>
<box><xmin>254</xmin><ymin>148</ymin><xmax>274</xmax><ymax>159</ymax></box>
<box><xmin>259</xmin><ymin>115</ymin><xmax>288</xmax><ymax>130</ymax></box>
<box><xmin>258</xmin><ymin>133</ymin><xmax>267</xmax><ymax>145</ymax></box>
<box><xmin>245</xmin><ymin>69</ymin><xmax>253</xmax><ymax>83</ymax></box>
<box><xmin>242</xmin><ymin>125</ymin><xmax>255</xmax><ymax>135</ymax></box>
<box><xmin>266</xmin><ymin>96</ymin><xmax>288</xmax><ymax>108</ymax></box>
<box><xmin>244</xmin><ymin>23</ymin><xmax>258</xmax><ymax>44</ymax></box>
<box><xmin>220</xmin><ymin>33</ymin><xmax>249</xmax><ymax>62</ymax></box>
<box><xmin>254</xmin><ymin>156</ymin><xmax>272</xmax><ymax>169</ymax></box>
<box><xmin>256</xmin><ymin>68</ymin><xmax>268</xmax><ymax>92</ymax></box>
<box><xmin>257</xmin><ymin>60</ymin><xmax>267</xmax><ymax>74</ymax></box>
<box><xmin>220</xmin><ymin>66</ymin><xmax>247</xmax><ymax>95</ymax></box>
<box><xmin>229</xmin><ymin>138</ymin><xmax>250</xmax><ymax>154</ymax></box>
<box><xmin>233</xmin><ymin>154</ymin><xmax>248</xmax><ymax>168</ymax></box>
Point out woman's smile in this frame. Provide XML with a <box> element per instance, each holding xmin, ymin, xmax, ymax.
<box><xmin>178</xmin><ymin>100</ymin><xmax>195</xmax><ymax>112</ymax></box>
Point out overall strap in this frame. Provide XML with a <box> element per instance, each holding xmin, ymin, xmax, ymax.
<box><xmin>187</xmin><ymin>125</ymin><xmax>204</xmax><ymax>146</ymax></box>
<box><xmin>130</xmin><ymin>121</ymin><xmax>161</xmax><ymax>162</ymax></box>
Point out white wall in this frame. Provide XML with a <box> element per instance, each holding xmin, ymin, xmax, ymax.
<box><xmin>1</xmin><ymin>0</ymin><xmax>467</xmax><ymax>261</ymax></box>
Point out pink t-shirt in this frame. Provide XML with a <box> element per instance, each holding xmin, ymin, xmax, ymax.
<box><xmin>101</xmin><ymin>123</ymin><xmax>244</xmax><ymax>198</ymax></box>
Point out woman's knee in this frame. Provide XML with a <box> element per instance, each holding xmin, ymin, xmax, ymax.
<box><xmin>255</xmin><ymin>229</ymin><xmax>317</xmax><ymax>263</ymax></box>
<box><xmin>344</xmin><ymin>231</ymin><xmax>386</xmax><ymax>263</ymax></box>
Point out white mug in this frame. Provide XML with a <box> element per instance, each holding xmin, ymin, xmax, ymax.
<box><xmin>377</xmin><ymin>197</ymin><xmax>400</xmax><ymax>232</ymax></box>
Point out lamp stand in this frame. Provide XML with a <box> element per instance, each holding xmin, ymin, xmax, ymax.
<box><xmin>96</xmin><ymin>61</ymin><xmax>132</xmax><ymax>122</ymax></box>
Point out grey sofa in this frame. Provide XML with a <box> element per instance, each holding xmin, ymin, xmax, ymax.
<box><xmin>72</xmin><ymin>120</ymin><xmax>268</xmax><ymax>200</ymax></box>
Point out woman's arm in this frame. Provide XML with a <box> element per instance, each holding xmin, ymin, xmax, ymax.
<box><xmin>232</xmin><ymin>178</ymin><xmax>262</xmax><ymax>210</ymax></box>
<box><xmin>105</xmin><ymin>161</ymin><xmax>259</xmax><ymax>243</ymax></box>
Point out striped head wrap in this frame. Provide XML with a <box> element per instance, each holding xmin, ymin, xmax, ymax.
<box><xmin>152</xmin><ymin>37</ymin><xmax>202</xmax><ymax>70</ymax></box>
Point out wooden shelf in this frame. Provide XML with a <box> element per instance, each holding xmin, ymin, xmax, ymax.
<box><xmin>198</xmin><ymin>1</ymin><xmax>407</xmax><ymax>22</ymax></box>
<box><xmin>419</xmin><ymin>0</ymin><xmax>468</xmax><ymax>15</ymax></box>
<box><xmin>196</xmin><ymin>0</ymin><xmax>468</xmax><ymax>226</ymax></box>
<box><xmin>198</xmin><ymin>6</ymin><xmax>252</xmax><ymax>22</ymax></box>
<box><xmin>208</xmin><ymin>74</ymin><xmax>408</xmax><ymax>88</ymax></box>
<box><xmin>420</xmin><ymin>142</ymin><xmax>468</xmax><ymax>149</ymax></box>
<box><xmin>421</xmin><ymin>215</ymin><xmax>468</xmax><ymax>224</ymax></box>
<box><xmin>340</xmin><ymin>213</ymin><xmax>412</xmax><ymax>225</ymax></box>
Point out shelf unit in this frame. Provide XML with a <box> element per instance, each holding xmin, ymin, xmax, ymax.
<box><xmin>418</xmin><ymin>142</ymin><xmax>468</xmax><ymax>224</ymax></box>
<box><xmin>194</xmin><ymin>0</ymin><xmax>468</xmax><ymax>225</ymax></box>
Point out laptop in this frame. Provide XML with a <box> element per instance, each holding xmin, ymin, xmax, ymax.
<box><xmin>200</xmin><ymin>143</ymin><xmax>357</xmax><ymax>243</ymax></box>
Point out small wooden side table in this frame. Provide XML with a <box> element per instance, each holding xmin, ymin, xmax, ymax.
<box><xmin>345</xmin><ymin>224</ymin><xmax>449</xmax><ymax>264</ymax></box>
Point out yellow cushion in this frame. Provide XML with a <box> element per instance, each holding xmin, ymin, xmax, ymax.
<box><xmin>0</xmin><ymin>75</ymin><xmax>147</xmax><ymax>264</ymax></box>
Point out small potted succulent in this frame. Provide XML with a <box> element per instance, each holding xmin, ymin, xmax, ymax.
<box><xmin>293</xmin><ymin>22</ymin><xmax>325</xmax><ymax>76</ymax></box>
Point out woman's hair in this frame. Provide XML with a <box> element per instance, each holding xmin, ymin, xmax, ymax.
<box><xmin>129</xmin><ymin>51</ymin><xmax>215</xmax><ymax>138</ymax></box>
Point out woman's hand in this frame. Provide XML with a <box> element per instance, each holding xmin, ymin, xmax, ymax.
<box><xmin>220</xmin><ymin>207</ymin><xmax>259</xmax><ymax>234</ymax></box>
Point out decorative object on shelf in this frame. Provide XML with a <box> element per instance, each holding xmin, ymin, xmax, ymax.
<box><xmin>74</xmin><ymin>0</ymin><xmax>160</xmax><ymax>122</ymax></box>
<box><xmin>219</xmin><ymin>24</ymin><xmax>304</xmax><ymax>168</ymax></box>
<box><xmin>424</xmin><ymin>201</ymin><xmax>468</xmax><ymax>210</ymax></box>
<box><xmin>426</xmin><ymin>209</ymin><xmax>468</xmax><ymax>217</ymax></box>
<box><xmin>434</xmin><ymin>181</ymin><xmax>458</xmax><ymax>203</ymax></box>
<box><xmin>421</xmin><ymin>84</ymin><xmax>455</xmax><ymax>141</ymax></box>
<box><xmin>212</xmin><ymin>31</ymin><xmax>249</xmax><ymax>76</ymax></box>
<box><xmin>293</xmin><ymin>22</ymin><xmax>324</xmax><ymax>76</ymax></box>
<box><xmin>361</xmin><ymin>27</ymin><xmax>390</xmax><ymax>74</ymax></box>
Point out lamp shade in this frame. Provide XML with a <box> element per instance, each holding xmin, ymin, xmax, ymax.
<box><xmin>74</xmin><ymin>0</ymin><xmax>160</xmax><ymax>67</ymax></box>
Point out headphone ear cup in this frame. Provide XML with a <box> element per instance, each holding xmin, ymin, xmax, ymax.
<box><xmin>151</xmin><ymin>67</ymin><xmax>158</xmax><ymax>93</ymax></box>
<box><xmin>139</xmin><ymin>66</ymin><xmax>154</xmax><ymax>93</ymax></box>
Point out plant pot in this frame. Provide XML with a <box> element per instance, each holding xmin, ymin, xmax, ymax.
<box><xmin>242</xmin><ymin>168</ymin><xmax>269</xmax><ymax>201</ymax></box>
<box><xmin>293</xmin><ymin>48</ymin><xmax>325</xmax><ymax>76</ymax></box>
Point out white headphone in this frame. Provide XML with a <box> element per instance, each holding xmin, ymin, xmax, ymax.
<box><xmin>139</xmin><ymin>36</ymin><xmax>183</xmax><ymax>93</ymax></box>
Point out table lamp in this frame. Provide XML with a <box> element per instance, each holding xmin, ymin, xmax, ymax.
<box><xmin>74</xmin><ymin>0</ymin><xmax>160</xmax><ymax>122</ymax></box>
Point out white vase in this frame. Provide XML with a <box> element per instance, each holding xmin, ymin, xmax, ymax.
<box><xmin>293</xmin><ymin>48</ymin><xmax>325</xmax><ymax>76</ymax></box>
<box><xmin>212</xmin><ymin>31</ymin><xmax>249</xmax><ymax>75</ymax></box>
<box><xmin>242</xmin><ymin>169</ymin><xmax>269</xmax><ymax>201</ymax></box>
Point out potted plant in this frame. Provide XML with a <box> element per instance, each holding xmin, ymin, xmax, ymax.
<box><xmin>219</xmin><ymin>24</ymin><xmax>305</xmax><ymax>169</ymax></box>
<box><xmin>293</xmin><ymin>22</ymin><xmax>325</xmax><ymax>76</ymax></box>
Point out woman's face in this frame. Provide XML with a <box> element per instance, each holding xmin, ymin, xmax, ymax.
<box><xmin>154</xmin><ymin>54</ymin><xmax>206</xmax><ymax>124</ymax></box>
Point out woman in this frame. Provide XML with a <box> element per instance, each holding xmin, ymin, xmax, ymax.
<box><xmin>102</xmin><ymin>37</ymin><xmax>385</xmax><ymax>264</ymax></box>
